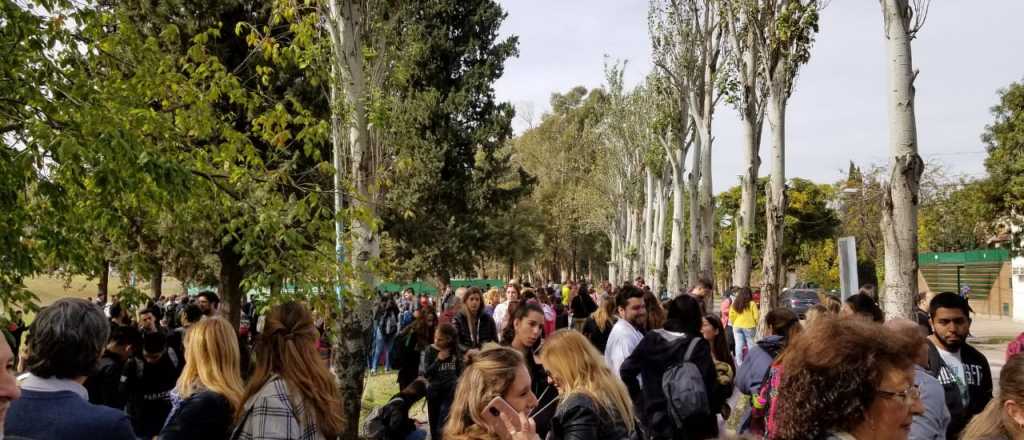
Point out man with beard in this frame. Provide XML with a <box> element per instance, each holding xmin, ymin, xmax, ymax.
<box><xmin>195</xmin><ymin>290</ymin><xmax>220</xmax><ymax>317</ymax></box>
<box><xmin>926</xmin><ymin>292</ymin><xmax>992</xmax><ymax>438</ymax></box>
<box><xmin>605</xmin><ymin>284</ymin><xmax>647</xmax><ymax>379</ymax></box>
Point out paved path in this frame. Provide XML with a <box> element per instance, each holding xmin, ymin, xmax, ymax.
<box><xmin>967</xmin><ymin>316</ymin><xmax>1022</xmax><ymax>390</ymax></box>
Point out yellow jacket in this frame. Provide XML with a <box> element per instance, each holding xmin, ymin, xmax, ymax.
<box><xmin>729</xmin><ymin>302</ymin><xmax>759</xmax><ymax>329</ymax></box>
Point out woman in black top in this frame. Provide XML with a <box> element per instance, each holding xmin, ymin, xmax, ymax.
<box><xmin>421</xmin><ymin>323</ymin><xmax>462</xmax><ymax>440</ymax></box>
<box><xmin>620</xmin><ymin>294</ymin><xmax>720</xmax><ymax>440</ymax></box>
<box><xmin>451</xmin><ymin>287</ymin><xmax>497</xmax><ymax>352</ymax></box>
<box><xmin>160</xmin><ymin>317</ymin><xmax>244</xmax><ymax>440</ymax></box>
<box><xmin>501</xmin><ymin>302</ymin><xmax>558</xmax><ymax>439</ymax></box>
<box><xmin>394</xmin><ymin>306</ymin><xmax>437</xmax><ymax>391</ymax></box>
<box><xmin>581</xmin><ymin>294</ymin><xmax>617</xmax><ymax>353</ymax></box>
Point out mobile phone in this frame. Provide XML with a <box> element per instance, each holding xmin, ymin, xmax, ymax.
<box><xmin>481</xmin><ymin>396</ymin><xmax>521</xmax><ymax>433</ymax></box>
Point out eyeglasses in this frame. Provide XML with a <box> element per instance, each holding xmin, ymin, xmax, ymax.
<box><xmin>877</xmin><ymin>385</ymin><xmax>921</xmax><ymax>406</ymax></box>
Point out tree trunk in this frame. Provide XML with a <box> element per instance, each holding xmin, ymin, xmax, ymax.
<box><xmin>331</xmin><ymin>298</ymin><xmax>373</xmax><ymax>440</ymax></box>
<box><xmin>326</xmin><ymin>1</ymin><xmax>379</xmax><ymax>437</ymax></box>
<box><xmin>98</xmin><ymin>259</ymin><xmax>110</xmax><ymax>298</ymax></box>
<box><xmin>698</xmin><ymin>123</ymin><xmax>715</xmax><ymax>286</ymax></box>
<box><xmin>880</xmin><ymin>0</ymin><xmax>924</xmax><ymax>320</ymax></box>
<box><xmin>150</xmin><ymin>262</ymin><xmax>163</xmax><ymax>301</ymax></box>
<box><xmin>734</xmin><ymin>116</ymin><xmax>762</xmax><ymax>287</ymax></box>
<box><xmin>687</xmin><ymin>138</ymin><xmax>702</xmax><ymax>288</ymax></box>
<box><xmin>653</xmin><ymin>173</ymin><xmax>668</xmax><ymax>294</ymax></box>
<box><xmin>217</xmin><ymin>240</ymin><xmax>244</xmax><ymax>331</ymax></box>
<box><xmin>667</xmin><ymin>154</ymin><xmax>686</xmax><ymax>295</ymax></box>
<box><xmin>643</xmin><ymin>170</ymin><xmax>655</xmax><ymax>281</ymax></box>
<box><xmin>760</xmin><ymin>89</ymin><xmax>787</xmax><ymax>333</ymax></box>
<box><xmin>608</xmin><ymin>228</ymin><xmax>619</xmax><ymax>286</ymax></box>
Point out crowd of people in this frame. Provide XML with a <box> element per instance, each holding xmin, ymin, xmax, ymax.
<box><xmin>1</xmin><ymin>278</ymin><xmax>1021</xmax><ymax>440</ymax></box>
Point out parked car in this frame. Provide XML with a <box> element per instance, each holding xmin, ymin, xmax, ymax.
<box><xmin>780</xmin><ymin>288</ymin><xmax>821</xmax><ymax>318</ymax></box>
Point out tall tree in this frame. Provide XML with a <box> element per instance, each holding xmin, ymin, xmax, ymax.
<box><xmin>982</xmin><ymin>80</ymin><xmax>1024</xmax><ymax>253</ymax></box>
<box><xmin>752</xmin><ymin>0</ymin><xmax>822</xmax><ymax>329</ymax></box>
<box><xmin>378</xmin><ymin>0</ymin><xmax>532</xmax><ymax>288</ymax></box>
<box><xmin>650</xmin><ymin>0</ymin><xmax>725</xmax><ymax>291</ymax></box>
<box><xmin>723</xmin><ymin>0</ymin><xmax>768</xmax><ymax>288</ymax></box>
<box><xmin>879</xmin><ymin>0</ymin><xmax>929</xmax><ymax>319</ymax></box>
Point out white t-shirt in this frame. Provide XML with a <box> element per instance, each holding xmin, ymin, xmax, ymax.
<box><xmin>937</xmin><ymin>346</ymin><xmax>970</xmax><ymax>407</ymax></box>
<box><xmin>605</xmin><ymin>319</ymin><xmax>644</xmax><ymax>380</ymax></box>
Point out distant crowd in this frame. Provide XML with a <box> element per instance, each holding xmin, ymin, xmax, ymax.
<box><xmin>1</xmin><ymin>279</ymin><xmax>1023</xmax><ymax>440</ymax></box>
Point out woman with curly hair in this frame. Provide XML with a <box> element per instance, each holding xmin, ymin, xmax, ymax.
<box><xmin>772</xmin><ymin>318</ymin><xmax>924</xmax><ymax>440</ymax></box>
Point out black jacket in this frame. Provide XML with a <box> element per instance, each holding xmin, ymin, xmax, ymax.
<box><xmin>927</xmin><ymin>341</ymin><xmax>993</xmax><ymax>438</ymax></box>
<box><xmin>548</xmin><ymin>393</ymin><xmax>632</xmax><ymax>440</ymax></box>
<box><xmin>85</xmin><ymin>351</ymin><xmax>129</xmax><ymax>409</ymax></box>
<box><xmin>581</xmin><ymin>317</ymin><xmax>615</xmax><ymax>354</ymax></box>
<box><xmin>620</xmin><ymin>330</ymin><xmax>718</xmax><ymax>440</ymax></box>
<box><xmin>452</xmin><ymin>311</ymin><xmax>497</xmax><ymax>352</ymax></box>
<box><xmin>160</xmin><ymin>391</ymin><xmax>233</xmax><ymax>440</ymax></box>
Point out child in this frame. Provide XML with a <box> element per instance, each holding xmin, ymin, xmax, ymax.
<box><xmin>420</xmin><ymin>323</ymin><xmax>461</xmax><ymax>440</ymax></box>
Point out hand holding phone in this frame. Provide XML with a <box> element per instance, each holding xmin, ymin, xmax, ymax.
<box><xmin>481</xmin><ymin>396</ymin><xmax>538</xmax><ymax>440</ymax></box>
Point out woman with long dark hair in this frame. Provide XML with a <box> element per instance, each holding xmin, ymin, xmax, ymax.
<box><xmin>729</xmin><ymin>287</ymin><xmax>758</xmax><ymax>364</ymax></box>
<box><xmin>701</xmin><ymin>314</ymin><xmax>735</xmax><ymax>432</ymax></box>
<box><xmin>395</xmin><ymin>305</ymin><xmax>437</xmax><ymax>391</ymax></box>
<box><xmin>232</xmin><ymin>302</ymin><xmax>343</xmax><ymax>439</ymax></box>
<box><xmin>620</xmin><ymin>294</ymin><xmax>720</xmax><ymax>440</ymax></box>
<box><xmin>501</xmin><ymin>302</ymin><xmax>558</xmax><ymax>438</ymax></box>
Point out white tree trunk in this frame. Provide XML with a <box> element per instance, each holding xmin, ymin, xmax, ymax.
<box><xmin>697</xmin><ymin>121</ymin><xmax>715</xmax><ymax>286</ymax></box>
<box><xmin>734</xmin><ymin>110</ymin><xmax>762</xmax><ymax>288</ymax></box>
<box><xmin>880</xmin><ymin>0</ymin><xmax>924</xmax><ymax>320</ymax></box>
<box><xmin>653</xmin><ymin>173</ymin><xmax>668</xmax><ymax>294</ymax></box>
<box><xmin>687</xmin><ymin>137</ymin><xmax>701</xmax><ymax>288</ymax></box>
<box><xmin>760</xmin><ymin>86</ymin><xmax>787</xmax><ymax>330</ymax></box>
<box><xmin>325</xmin><ymin>1</ymin><xmax>377</xmax><ymax>436</ymax></box>
<box><xmin>643</xmin><ymin>169</ymin><xmax>656</xmax><ymax>282</ymax></box>
<box><xmin>664</xmin><ymin>131</ymin><xmax>688</xmax><ymax>296</ymax></box>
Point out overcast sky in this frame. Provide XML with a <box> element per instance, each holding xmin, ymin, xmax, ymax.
<box><xmin>493</xmin><ymin>1</ymin><xmax>1024</xmax><ymax>191</ymax></box>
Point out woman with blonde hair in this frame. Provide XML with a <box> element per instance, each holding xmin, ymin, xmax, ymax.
<box><xmin>962</xmin><ymin>353</ymin><xmax>1024</xmax><ymax>439</ymax></box>
<box><xmin>538</xmin><ymin>330</ymin><xmax>634</xmax><ymax>440</ymax></box>
<box><xmin>581</xmin><ymin>293</ymin><xmax>617</xmax><ymax>353</ymax></box>
<box><xmin>443</xmin><ymin>344</ymin><xmax>539</xmax><ymax>440</ymax></box>
<box><xmin>160</xmin><ymin>316</ymin><xmax>245</xmax><ymax>440</ymax></box>
<box><xmin>232</xmin><ymin>302</ymin><xmax>343</xmax><ymax>440</ymax></box>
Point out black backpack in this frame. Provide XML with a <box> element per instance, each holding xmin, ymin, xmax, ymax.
<box><xmin>655</xmin><ymin>330</ymin><xmax>711</xmax><ymax>428</ymax></box>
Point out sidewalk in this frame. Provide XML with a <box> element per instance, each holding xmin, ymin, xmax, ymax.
<box><xmin>969</xmin><ymin>315</ymin><xmax>1024</xmax><ymax>340</ymax></box>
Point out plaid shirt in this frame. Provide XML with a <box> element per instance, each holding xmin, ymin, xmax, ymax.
<box><xmin>232</xmin><ymin>375</ymin><xmax>326</xmax><ymax>440</ymax></box>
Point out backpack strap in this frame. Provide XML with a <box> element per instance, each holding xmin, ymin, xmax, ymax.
<box><xmin>683</xmin><ymin>336</ymin><xmax>700</xmax><ymax>362</ymax></box>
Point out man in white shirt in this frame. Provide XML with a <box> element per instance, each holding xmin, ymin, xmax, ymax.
<box><xmin>493</xmin><ymin>283</ymin><xmax>520</xmax><ymax>340</ymax></box>
<box><xmin>605</xmin><ymin>284</ymin><xmax>647</xmax><ymax>379</ymax></box>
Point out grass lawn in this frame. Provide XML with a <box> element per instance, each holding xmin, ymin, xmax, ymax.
<box><xmin>21</xmin><ymin>274</ymin><xmax>185</xmax><ymax>307</ymax></box>
<box><xmin>360</xmin><ymin>372</ymin><xmax>428</xmax><ymax>424</ymax></box>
